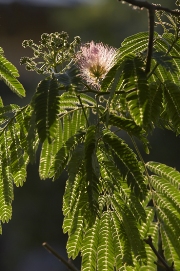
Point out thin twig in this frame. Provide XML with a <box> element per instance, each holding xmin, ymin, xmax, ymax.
<box><xmin>42</xmin><ymin>242</ymin><xmax>80</xmax><ymax>271</ymax></box>
<box><xmin>77</xmin><ymin>94</ymin><xmax>90</xmax><ymax>127</ymax></box>
<box><xmin>144</xmin><ymin>236</ymin><xmax>174</xmax><ymax>271</ymax></box>
<box><xmin>145</xmin><ymin>8</ymin><xmax>155</xmax><ymax>73</ymax></box>
<box><xmin>77</xmin><ymin>90</ymin><xmax>126</xmax><ymax>95</ymax></box>
<box><xmin>119</xmin><ymin>0</ymin><xmax>180</xmax><ymax>16</ymax></box>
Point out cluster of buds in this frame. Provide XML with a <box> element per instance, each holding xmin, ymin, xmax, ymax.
<box><xmin>20</xmin><ymin>32</ymin><xmax>81</xmax><ymax>74</ymax></box>
<box><xmin>20</xmin><ymin>31</ymin><xmax>117</xmax><ymax>91</ymax></box>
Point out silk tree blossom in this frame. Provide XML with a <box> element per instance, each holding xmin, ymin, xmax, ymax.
<box><xmin>76</xmin><ymin>41</ymin><xmax>117</xmax><ymax>89</ymax></box>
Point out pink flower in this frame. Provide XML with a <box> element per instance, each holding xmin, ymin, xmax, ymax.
<box><xmin>76</xmin><ymin>41</ymin><xmax>117</xmax><ymax>89</ymax></box>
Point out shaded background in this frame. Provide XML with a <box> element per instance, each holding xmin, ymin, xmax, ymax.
<box><xmin>0</xmin><ymin>0</ymin><xmax>179</xmax><ymax>270</ymax></box>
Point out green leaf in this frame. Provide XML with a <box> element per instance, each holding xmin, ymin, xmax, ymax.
<box><xmin>112</xmin><ymin>195</ymin><xmax>146</xmax><ymax>264</ymax></box>
<box><xmin>9</xmin><ymin>123</ymin><xmax>26</xmax><ymax>187</ymax></box>
<box><xmin>123</xmin><ymin>56</ymin><xmax>150</xmax><ymax>127</ymax></box>
<box><xmin>39</xmin><ymin>138</ymin><xmax>53</xmax><ymax>180</ymax></box>
<box><xmin>120</xmin><ymin>32</ymin><xmax>152</xmax><ymax>59</ymax></box>
<box><xmin>146</xmin><ymin>161</ymin><xmax>180</xmax><ymax>269</ymax></box>
<box><xmin>154</xmin><ymin>33</ymin><xmax>180</xmax><ymax>81</ymax></box>
<box><xmin>156</xmin><ymin>203</ymin><xmax>180</xmax><ymax>266</ymax></box>
<box><xmin>160</xmin><ymin>224</ymin><xmax>180</xmax><ymax>268</ymax></box>
<box><xmin>63</xmin><ymin>144</ymin><xmax>85</xmax><ymax>214</ymax></box>
<box><xmin>148</xmin><ymin>82</ymin><xmax>163</xmax><ymax>129</ymax></box>
<box><xmin>34</xmin><ymin>78</ymin><xmax>60</xmax><ymax>142</ymax></box>
<box><xmin>152</xmin><ymin>51</ymin><xmax>177</xmax><ymax>73</ymax></box>
<box><xmin>146</xmin><ymin>161</ymin><xmax>180</xmax><ymax>188</ymax></box>
<box><xmin>102</xmin><ymin>113</ymin><xmax>148</xmax><ymax>149</ymax></box>
<box><xmin>163</xmin><ymin>81</ymin><xmax>180</xmax><ymax>132</ymax></box>
<box><xmin>101</xmin><ymin>63</ymin><xmax>120</xmax><ymax>92</ymax></box>
<box><xmin>0</xmin><ymin>131</ymin><xmax>13</xmax><ymax>223</ymax></box>
<box><xmin>98</xmin><ymin>147</ymin><xmax>146</xmax><ymax>223</ymax></box>
<box><xmin>84</xmin><ymin>125</ymin><xmax>100</xmax><ymax>225</ymax></box>
<box><xmin>139</xmin><ymin>221</ymin><xmax>159</xmax><ymax>271</ymax></box>
<box><xmin>81</xmin><ymin>219</ymin><xmax>100</xmax><ymax>271</ymax></box>
<box><xmin>0</xmin><ymin>54</ymin><xmax>25</xmax><ymax>97</ymax></box>
<box><xmin>39</xmin><ymin>120</ymin><xmax>63</xmax><ymax>180</ymax></box>
<box><xmin>50</xmin><ymin>131</ymin><xmax>85</xmax><ymax>180</ymax></box>
<box><xmin>66</xmin><ymin>211</ymin><xmax>84</xmax><ymax>259</ymax></box>
<box><xmin>111</xmin><ymin>211</ymin><xmax>133</xmax><ymax>268</ymax></box>
<box><xmin>26</xmin><ymin>110</ymin><xmax>39</xmax><ymax>164</ymax></box>
<box><xmin>151</xmin><ymin>175</ymin><xmax>180</xmax><ymax>214</ymax></box>
<box><xmin>97</xmin><ymin>212</ymin><xmax>115</xmax><ymax>271</ymax></box>
<box><xmin>103</xmin><ymin>131</ymin><xmax>147</xmax><ymax>200</ymax></box>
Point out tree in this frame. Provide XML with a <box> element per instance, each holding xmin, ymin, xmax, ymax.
<box><xmin>0</xmin><ymin>0</ymin><xmax>180</xmax><ymax>270</ymax></box>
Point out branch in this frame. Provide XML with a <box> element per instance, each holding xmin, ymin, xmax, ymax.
<box><xmin>144</xmin><ymin>236</ymin><xmax>174</xmax><ymax>271</ymax></box>
<box><xmin>145</xmin><ymin>8</ymin><xmax>154</xmax><ymax>73</ymax></box>
<box><xmin>119</xmin><ymin>0</ymin><xmax>180</xmax><ymax>15</ymax></box>
<box><xmin>42</xmin><ymin>242</ymin><xmax>80</xmax><ymax>271</ymax></box>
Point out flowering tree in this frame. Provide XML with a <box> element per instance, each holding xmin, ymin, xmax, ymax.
<box><xmin>1</xmin><ymin>0</ymin><xmax>180</xmax><ymax>270</ymax></box>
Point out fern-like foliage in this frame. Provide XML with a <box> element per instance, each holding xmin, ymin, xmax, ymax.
<box><xmin>146</xmin><ymin>162</ymin><xmax>180</xmax><ymax>268</ymax></box>
<box><xmin>103</xmin><ymin>131</ymin><xmax>147</xmax><ymax>200</ymax></box>
<box><xmin>0</xmin><ymin>53</ymin><xmax>28</xmax><ymax>231</ymax></box>
<box><xmin>0</xmin><ymin>54</ymin><xmax>25</xmax><ymax>97</ymax></box>
<box><xmin>39</xmin><ymin>91</ymin><xmax>94</xmax><ymax>180</ymax></box>
<box><xmin>34</xmin><ymin>78</ymin><xmax>60</xmax><ymax>143</ymax></box>
<box><xmin>2</xmin><ymin>6</ymin><xmax>180</xmax><ymax>271</ymax></box>
<box><xmin>0</xmin><ymin>104</ymin><xmax>39</xmax><ymax>231</ymax></box>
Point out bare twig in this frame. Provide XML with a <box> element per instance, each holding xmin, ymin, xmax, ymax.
<box><xmin>145</xmin><ymin>8</ymin><xmax>155</xmax><ymax>73</ymax></box>
<box><xmin>144</xmin><ymin>236</ymin><xmax>174</xmax><ymax>271</ymax></box>
<box><xmin>42</xmin><ymin>242</ymin><xmax>80</xmax><ymax>271</ymax></box>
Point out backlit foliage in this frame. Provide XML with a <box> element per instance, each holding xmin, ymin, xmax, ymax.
<box><xmin>0</xmin><ymin>2</ymin><xmax>180</xmax><ymax>270</ymax></box>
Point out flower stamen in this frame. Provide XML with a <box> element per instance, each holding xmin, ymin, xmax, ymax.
<box><xmin>76</xmin><ymin>41</ymin><xmax>117</xmax><ymax>90</ymax></box>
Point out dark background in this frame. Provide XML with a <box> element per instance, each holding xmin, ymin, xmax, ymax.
<box><xmin>0</xmin><ymin>1</ymin><xmax>179</xmax><ymax>270</ymax></box>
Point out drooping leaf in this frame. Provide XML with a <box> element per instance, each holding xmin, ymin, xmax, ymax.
<box><xmin>154</xmin><ymin>33</ymin><xmax>180</xmax><ymax>83</ymax></box>
<box><xmin>84</xmin><ymin>125</ymin><xmax>100</xmax><ymax>225</ymax></box>
<box><xmin>9</xmin><ymin>123</ymin><xmax>26</xmax><ymax>187</ymax></box>
<box><xmin>152</xmin><ymin>51</ymin><xmax>177</xmax><ymax>73</ymax></box>
<box><xmin>148</xmin><ymin>82</ymin><xmax>163</xmax><ymax>129</ymax></box>
<box><xmin>123</xmin><ymin>56</ymin><xmax>150</xmax><ymax>128</ymax></box>
<box><xmin>81</xmin><ymin>218</ymin><xmax>100</xmax><ymax>271</ymax></box>
<box><xmin>63</xmin><ymin>144</ymin><xmax>85</xmax><ymax>214</ymax></box>
<box><xmin>102</xmin><ymin>113</ymin><xmax>148</xmax><ymax>149</ymax></box>
<box><xmin>146</xmin><ymin>161</ymin><xmax>180</xmax><ymax>270</ymax></box>
<box><xmin>146</xmin><ymin>161</ymin><xmax>180</xmax><ymax>188</ymax></box>
<box><xmin>97</xmin><ymin>212</ymin><xmax>115</xmax><ymax>271</ymax></box>
<box><xmin>111</xmin><ymin>211</ymin><xmax>134</xmax><ymax>268</ymax></box>
<box><xmin>50</xmin><ymin>131</ymin><xmax>85</xmax><ymax>180</ymax></box>
<box><xmin>139</xmin><ymin>220</ymin><xmax>159</xmax><ymax>271</ymax></box>
<box><xmin>0</xmin><ymin>131</ymin><xmax>13</xmax><ymax>223</ymax></box>
<box><xmin>0</xmin><ymin>54</ymin><xmax>25</xmax><ymax>97</ymax></box>
<box><xmin>66</xmin><ymin>211</ymin><xmax>84</xmax><ymax>259</ymax></box>
<box><xmin>160</xmin><ymin>223</ymin><xmax>180</xmax><ymax>268</ymax></box>
<box><xmin>120</xmin><ymin>32</ymin><xmax>153</xmax><ymax>59</ymax></box>
<box><xmin>26</xmin><ymin>110</ymin><xmax>39</xmax><ymax>164</ymax></box>
<box><xmin>103</xmin><ymin>131</ymin><xmax>147</xmax><ymax>200</ymax></box>
<box><xmin>163</xmin><ymin>81</ymin><xmax>180</xmax><ymax>132</ymax></box>
<box><xmin>34</xmin><ymin>78</ymin><xmax>60</xmax><ymax>142</ymax></box>
<box><xmin>112</xmin><ymin>194</ymin><xmax>147</xmax><ymax>264</ymax></box>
